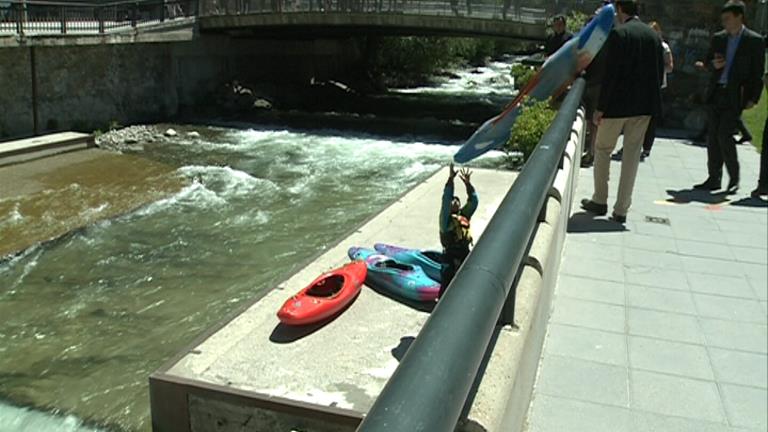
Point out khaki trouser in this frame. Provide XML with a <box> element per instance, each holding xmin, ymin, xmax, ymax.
<box><xmin>592</xmin><ymin>115</ymin><xmax>652</xmax><ymax>216</ymax></box>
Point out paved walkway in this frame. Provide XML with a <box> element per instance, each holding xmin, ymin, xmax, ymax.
<box><xmin>525</xmin><ymin>137</ymin><xmax>767</xmax><ymax>432</ymax></box>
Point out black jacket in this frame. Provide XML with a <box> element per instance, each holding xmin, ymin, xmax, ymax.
<box><xmin>704</xmin><ymin>27</ymin><xmax>765</xmax><ymax>109</ymax></box>
<box><xmin>545</xmin><ymin>31</ymin><xmax>573</xmax><ymax>56</ymax></box>
<box><xmin>597</xmin><ymin>17</ymin><xmax>664</xmax><ymax>118</ymax></box>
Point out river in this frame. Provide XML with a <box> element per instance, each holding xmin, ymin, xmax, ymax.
<box><xmin>0</xmin><ymin>59</ymin><xmax>517</xmax><ymax>431</ymax></box>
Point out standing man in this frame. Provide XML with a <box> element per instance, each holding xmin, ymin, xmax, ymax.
<box><xmin>545</xmin><ymin>15</ymin><xmax>573</xmax><ymax>57</ymax></box>
<box><xmin>694</xmin><ymin>1</ymin><xmax>765</xmax><ymax>194</ymax></box>
<box><xmin>439</xmin><ymin>163</ymin><xmax>477</xmax><ymax>298</ymax></box>
<box><xmin>751</xmin><ymin>72</ymin><xmax>768</xmax><ymax>198</ymax></box>
<box><xmin>580</xmin><ymin>0</ymin><xmax>664</xmax><ymax>223</ymax></box>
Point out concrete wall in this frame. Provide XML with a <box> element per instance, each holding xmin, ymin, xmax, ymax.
<box><xmin>0</xmin><ymin>36</ymin><xmax>364</xmax><ymax>140</ymax></box>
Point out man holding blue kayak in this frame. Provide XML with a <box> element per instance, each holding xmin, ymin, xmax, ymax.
<box><xmin>439</xmin><ymin>163</ymin><xmax>477</xmax><ymax>298</ymax></box>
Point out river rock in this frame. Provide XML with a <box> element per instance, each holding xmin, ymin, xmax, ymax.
<box><xmin>186</xmin><ymin>131</ymin><xmax>201</xmax><ymax>138</ymax></box>
<box><xmin>253</xmin><ymin>99</ymin><xmax>273</xmax><ymax>109</ymax></box>
<box><xmin>164</xmin><ymin>128</ymin><xmax>178</xmax><ymax>137</ymax></box>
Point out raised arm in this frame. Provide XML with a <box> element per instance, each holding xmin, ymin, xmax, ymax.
<box><xmin>459</xmin><ymin>167</ymin><xmax>478</xmax><ymax>218</ymax></box>
<box><xmin>440</xmin><ymin>164</ymin><xmax>458</xmax><ymax>233</ymax></box>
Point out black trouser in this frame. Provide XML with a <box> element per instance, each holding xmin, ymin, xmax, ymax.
<box><xmin>707</xmin><ymin>87</ymin><xmax>742</xmax><ymax>184</ymax></box>
<box><xmin>737</xmin><ymin>117</ymin><xmax>753</xmax><ymax>141</ymax></box>
<box><xmin>642</xmin><ymin>115</ymin><xmax>657</xmax><ymax>154</ymax></box>
<box><xmin>760</xmin><ymin>117</ymin><xmax>768</xmax><ymax>188</ymax></box>
<box><xmin>440</xmin><ymin>249</ymin><xmax>468</xmax><ymax>298</ymax></box>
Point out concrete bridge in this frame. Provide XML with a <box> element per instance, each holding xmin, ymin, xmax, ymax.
<box><xmin>0</xmin><ymin>0</ymin><xmax>548</xmax><ymax>44</ymax></box>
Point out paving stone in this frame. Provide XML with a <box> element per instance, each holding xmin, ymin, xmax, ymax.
<box><xmin>545</xmin><ymin>324</ymin><xmax>628</xmax><ymax>366</ymax></box>
<box><xmin>536</xmin><ymin>355</ymin><xmax>629</xmax><ymax>407</ymax></box>
<box><xmin>627</xmin><ymin>284</ymin><xmax>697</xmax><ymax>315</ymax></box>
<box><xmin>551</xmin><ymin>298</ymin><xmax>626</xmax><ymax>333</ymax></box>
<box><xmin>720</xmin><ymin>384</ymin><xmax>768</xmax><ymax>430</ymax></box>
<box><xmin>630</xmin><ymin>370</ymin><xmax>725</xmax><ymax>423</ymax></box>
<box><xmin>556</xmin><ymin>274</ymin><xmax>626</xmax><ymax>305</ymax></box>
<box><xmin>693</xmin><ymin>294</ymin><xmax>766</xmax><ymax>324</ymax></box>
<box><xmin>687</xmin><ymin>273</ymin><xmax>756</xmax><ymax>300</ymax></box>
<box><xmin>629</xmin><ymin>336</ymin><xmax>714</xmax><ymax>380</ymax></box>
<box><xmin>708</xmin><ymin>348</ymin><xmax>768</xmax><ymax>389</ymax></box>
<box><xmin>625</xmin><ymin>268</ymin><xmax>690</xmax><ymax>291</ymax></box>
<box><xmin>627</xmin><ymin>308</ymin><xmax>704</xmax><ymax>345</ymax></box>
<box><xmin>527</xmin><ymin>395</ymin><xmax>632</xmax><ymax>432</ymax></box>
<box><xmin>632</xmin><ymin>411</ymin><xmax>731</xmax><ymax>432</ymax></box>
<box><xmin>699</xmin><ymin>318</ymin><xmax>768</xmax><ymax>354</ymax></box>
<box><xmin>677</xmin><ymin>239</ymin><xmax>735</xmax><ymax>261</ymax></box>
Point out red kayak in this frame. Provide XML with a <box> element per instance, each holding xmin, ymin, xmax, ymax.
<box><xmin>277</xmin><ymin>261</ymin><xmax>367</xmax><ymax>326</ymax></box>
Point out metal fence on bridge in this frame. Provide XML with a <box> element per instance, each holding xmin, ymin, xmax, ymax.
<box><xmin>0</xmin><ymin>0</ymin><xmax>548</xmax><ymax>36</ymax></box>
<box><xmin>198</xmin><ymin>0</ymin><xmax>547</xmax><ymax>24</ymax></box>
<box><xmin>0</xmin><ymin>0</ymin><xmax>195</xmax><ymax>35</ymax></box>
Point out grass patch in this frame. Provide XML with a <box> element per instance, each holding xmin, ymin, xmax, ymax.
<box><xmin>742</xmin><ymin>87</ymin><xmax>766</xmax><ymax>153</ymax></box>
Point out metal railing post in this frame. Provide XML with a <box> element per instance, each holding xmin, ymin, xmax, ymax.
<box><xmin>59</xmin><ymin>5</ymin><xmax>66</xmax><ymax>33</ymax></box>
<box><xmin>97</xmin><ymin>6</ymin><xmax>104</xmax><ymax>33</ymax></box>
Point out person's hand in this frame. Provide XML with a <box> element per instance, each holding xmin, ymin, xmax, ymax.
<box><xmin>745</xmin><ymin>100</ymin><xmax>756</xmax><ymax>110</ymax></box>
<box><xmin>449</xmin><ymin>162</ymin><xmax>458</xmax><ymax>181</ymax></box>
<box><xmin>459</xmin><ymin>167</ymin><xmax>472</xmax><ymax>185</ymax></box>
<box><xmin>712</xmin><ymin>54</ymin><xmax>726</xmax><ymax>70</ymax></box>
<box><xmin>593</xmin><ymin>110</ymin><xmax>604</xmax><ymax>126</ymax></box>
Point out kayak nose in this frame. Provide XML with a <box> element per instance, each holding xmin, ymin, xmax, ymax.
<box><xmin>347</xmin><ymin>247</ymin><xmax>363</xmax><ymax>260</ymax></box>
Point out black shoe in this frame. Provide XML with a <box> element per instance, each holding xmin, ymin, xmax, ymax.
<box><xmin>751</xmin><ymin>184</ymin><xmax>768</xmax><ymax>198</ymax></box>
<box><xmin>726</xmin><ymin>179</ymin><xmax>739</xmax><ymax>195</ymax></box>
<box><xmin>693</xmin><ymin>178</ymin><xmax>721</xmax><ymax>191</ymax></box>
<box><xmin>736</xmin><ymin>136</ymin><xmax>753</xmax><ymax>144</ymax></box>
<box><xmin>581</xmin><ymin>199</ymin><xmax>608</xmax><ymax>215</ymax></box>
<box><xmin>611</xmin><ymin>212</ymin><xmax>626</xmax><ymax>224</ymax></box>
<box><xmin>611</xmin><ymin>149</ymin><xmax>623</xmax><ymax>161</ymax></box>
<box><xmin>641</xmin><ymin>150</ymin><xmax>650</xmax><ymax>159</ymax></box>
<box><xmin>580</xmin><ymin>154</ymin><xmax>594</xmax><ymax>168</ymax></box>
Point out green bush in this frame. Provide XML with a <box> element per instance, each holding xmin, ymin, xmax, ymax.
<box><xmin>505</xmin><ymin>98</ymin><xmax>557</xmax><ymax>161</ymax></box>
<box><xmin>370</xmin><ymin>37</ymin><xmax>529</xmax><ymax>82</ymax></box>
<box><xmin>567</xmin><ymin>11</ymin><xmax>589</xmax><ymax>35</ymax></box>
<box><xmin>510</xmin><ymin>64</ymin><xmax>536</xmax><ymax>90</ymax></box>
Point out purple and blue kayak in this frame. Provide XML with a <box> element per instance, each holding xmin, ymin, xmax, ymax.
<box><xmin>373</xmin><ymin>243</ymin><xmax>443</xmax><ymax>282</ymax></box>
<box><xmin>453</xmin><ymin>4</ymin><xmax>616</xmax><ymax>163</ymax></box>
<box><xmin>348</xmin><ymin>247</ymin><xmax>440</xmax><ymax>302</ymax></box>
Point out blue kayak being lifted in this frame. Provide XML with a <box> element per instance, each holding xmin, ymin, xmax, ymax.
<box><xmin>453</xmin><ymin>4</ymin><xmax>616</xmax><ymax>163</ymax></box>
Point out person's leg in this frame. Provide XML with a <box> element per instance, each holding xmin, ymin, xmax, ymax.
<box><xmin>592</xmin><ymin>118</ymin><xmax>624</xmax><ymax>205</ymax></box>
<box><xmin>754</xmin><ymin>117</ymin><xmax>768</xmax><ymax>197</ymax></box>
<box><xmin>614</xmin><ymin>115</ymin><xmax>652</xmax><ymax>217</ymax></box>
<box><xmin>440</xmin><ymin>257</ymin><xmax>457</xmax><ymax>298</ymax></box>
<box><xmin>642</xmin><ymin>114</ymin><xmax>657</xmax><ymax>156</ymax></box>
<box><xmin>701</xmin><ymin>104</ymin><xmax>724</xmax><ymax>187</ymax></box>
<box><xmin>736</xmin><ymin>116</ymin><xmax>753</xmax><ymax>142</ymax></box>
<box><xmin>717</xmin><ymin>108</ymin><xmax>742</xmax><ymax>190</ymax></box>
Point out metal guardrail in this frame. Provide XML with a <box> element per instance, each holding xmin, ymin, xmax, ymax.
<box><xmin>356</xmin><ymin>78</ymin><xmax>587</xmax><ymax>432</ymax></box>
<box><xmin>0</xmin><ymin>0</ymin><xmax>196</xmax><ymax>35</ymax></box>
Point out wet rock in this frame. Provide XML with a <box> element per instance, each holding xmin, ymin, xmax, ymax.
<box><xmin>253</xmin><ymin>99</ymin><xmax>272</xmax><ymax>109</ymax></box>
<box><xmin>124</xmin><ymin>138</ymin><xmax>139</xmax><ymax>144</ymax></box>
<box><xmin>186</xmin><ymin>131</ymin><xmax>201</xmax><ymax>138</ymax></box>
<box><xmin>164</xmin><ymin>128</ymin><xmax>178</xmax><ymax>137</ymax></box>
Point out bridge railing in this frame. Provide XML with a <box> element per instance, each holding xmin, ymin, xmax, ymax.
<box><xmin>0</xmin><ymin>0</ymin><xmax>196</xmax><ymax>35</ymax></box>
<box><xmin>198</xmin><ymin>0</ymin><xmax>547</xmax><ymax>23</ymax></box>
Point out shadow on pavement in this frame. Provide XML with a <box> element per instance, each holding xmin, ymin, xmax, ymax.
<box><xmin>730</xmin><ymin>196</ymin><xmax>768</xmax><ymax>208</ymax></box>
<box><xmin>567</xmin><ymin>212</ymin><xmax>629</xmax><ymax>234</ymax></box>
<box><xmin>391</xmin><ymin>336</ymin><xmax>416</xmax><ymax>362</ymax></box>
<box><xmin>666</xmin><ymin>188</ymin><xmax>730</xmax><ymax>205</ymax></box>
